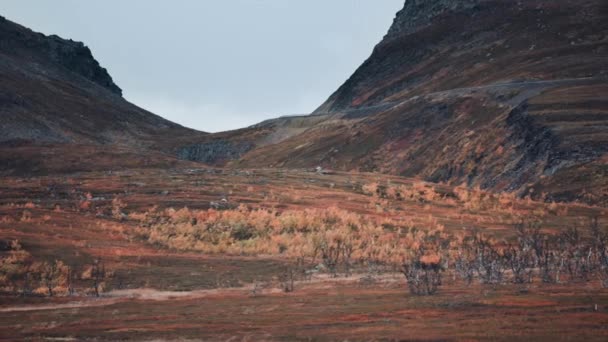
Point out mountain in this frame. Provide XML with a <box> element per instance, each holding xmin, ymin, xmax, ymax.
<box><xmin>315</xmin><ymin>0</ymin><xmax>608</xmax><ymax>113</ymax></box>
<box><xmin>0</xmin><ymin>16</ymin><xmax>208</xmax><ymax>174</ymax></box>
<box><xmin>1</xmin><ymin>1</ymin><xmax>606</xmax><ymax>204</ymax></box>
<box><xmin>219</xmin><ymin>0</ymin><xmax>608</xmax><ymax>205</ymax></box>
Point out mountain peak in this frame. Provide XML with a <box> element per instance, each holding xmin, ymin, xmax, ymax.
<box><xmin>0</xmin><ymin>16</ymin><xmax>122</xmax><ymax>96</ymax></box>
<box><xmin>0</xmin><ymin>14</ymin><xmax>209</xmax><ymax>151</ymax></box>
<box><xmin>385</xmin><ymin>0</ymin><xmax>480</xmax><ymax>39</ymax></box>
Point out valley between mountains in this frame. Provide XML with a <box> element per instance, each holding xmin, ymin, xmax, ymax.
<box><xmin>1</xmin><ymin>0</ymin><xmax>607</xmax><ymax>340</ymax></box>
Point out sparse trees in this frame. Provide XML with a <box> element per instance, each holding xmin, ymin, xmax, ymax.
<box><xmin>558</xmin><ymin>227</ymin><xmax>593</xmax><ymax>283</ymax></box>
<box><xmin>402</xmin><ymin>254</ymin><xmax>443</xmax><ymax>296</ymax></box>
<box><xmin>515</xmin><ymin>222</ymin><xmax>545</xmax><ymax>267</ymax></box>
<box><xmin>504</xmin><ymin>243</ymin><xmax>533</xmax><ymax>284</ymax></box>
<box><xmin>471</xmin><ymin>233</ymin><xmax>504</xmax><ymax>285</ymax></box>
<box><xmin>40</xmin><ymin>260</ymin><xmax>68</xmax><ymax>297</ymax></box>
<box><xmin>82</xmin><ymin>259</ymin><xmax>107</xmax><ymax>297</ymax></box>
<box><xmin>0</xmin><ymin>240</ymin><xmax>34</xmax><ymax>295</ymax></box>
<box><xmin>590</xmin><ymin>218</ymin><xmax>608</xmax><ymax>287</ymax></box>
<box><xmin>66</xmin><ymin>264</ymin><xmax>76</xmax><ymax>296</ymax></box>
<box><xmin>539</xmin><ymin>238</ymin><xmax>562</xmax><ymax>283</ymax></box>
<box><xmin>134</xmin><ymin>203</ymin><xmax>608</xmax><ymax>293</ymax></box>
<box><xmin>454</xmin><ymin>244</ymin><xmax>475</xmax><ymax>285</ymax></box>
<box><xmin>503</xmin><ymin>223</ymin><xmax>541</xmax><ymax>284</ymax></box>
<box><xmin>451</xmin><ymin>232</ymin><xmax>505</xmax><ymax>286</ymax></box>
<box><xmin>401</xmin><ymin>229</ymin><xmax>448</xmax><ymax>295</ymax></box>
<box><xmin>0</xmin><ymin>241</ymin><xmax>111</xmax><ymax>298</ymax></box>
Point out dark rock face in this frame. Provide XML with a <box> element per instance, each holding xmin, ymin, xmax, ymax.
<box><xmin>315</xmin><ymin>0</ymin><xmax>608</xmax><ymax>114</ymax></box>
<box><xmin>0</xmin><ymin>14</ymin><xmax>208</xmax><ymax>174</ymax></box>
<box><xmin>46</xmin><ymin>35</ymin><xmax>122</xmax><ymax>96</ymax></box>
<box><xmin>385</xmin><ymin>0</ymin><xmax>480</xmax><ymax>40</ymax></box>
<box><xmin>178</xmin><ymin>141</ymin><xmax>254</xmax><ymax>164</ymax></box>
<box><xmin>0</xmin><ymin>15</ymin><xmax>122</xmax><ymax>95</ymax></box>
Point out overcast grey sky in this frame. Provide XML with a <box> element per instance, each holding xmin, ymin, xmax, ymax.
<box><xmin>3</xmin><ymin>1</ymin><xmax>403</xmax><ymax>132</ymax></box>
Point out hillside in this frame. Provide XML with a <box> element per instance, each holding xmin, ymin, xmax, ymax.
<box><xmin>0</xmin><ymin>16</ymin><xmax>208</xmax><ymax>174</ymax></box>
<box><xmin>1</xmin><ymin>4</ymin><xmax>608</xmax><ymax>339</ymax></box>
<box><xmin>227</xmin><ymin>0</ymin><xmax>608</xmax><ymax>204</ymax></box>
<box><xmin>1</xmin><ymin>1</ymin><xmax>606</xmax><ymax>204</ymax></box>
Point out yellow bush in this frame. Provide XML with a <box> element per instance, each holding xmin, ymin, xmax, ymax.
<box><xmin>141</xmin><ymin>206</ymin><xmax>448</xmax><ymax>267</ymax></box>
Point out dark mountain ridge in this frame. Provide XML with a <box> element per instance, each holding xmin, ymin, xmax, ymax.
<box><xmin>0</xmin><ymin>16</ymin><xmax>209</xmax><ymax>173</ymax></box>
<box><xmin>229</xmin><ymin>0</ymin><xmax>608</xmax><ymax>204</ymax></box>
<box><xmin>0</xmin><ymin>15</ymin><xmax>121</xmax><ymax>96</ymax></box>
<box><xmin>0</xmin><ymin>1</ymin><xmax>606</xmax><ymax>204</ymax></box>
<box><xmin>315</xmin><ymin>0</ymin><xmax>607</xmax><ymax>114</ymax></box>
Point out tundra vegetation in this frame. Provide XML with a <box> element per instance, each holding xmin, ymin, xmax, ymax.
<box><xmin>138</xmin><ymin>204</ymin><xmax>607</xmax><ymax>295</ymax></box>
<box><xmin>2</xmin><ymin>178</ymin><xmax>606</xmax><ymax>298</ymax></box>
<box><xmin>0</xmin><ymin>168</ymin><xmax>606</xmax><ymax>340</ymax></box>
<box><xmin>0</xmin><ymin>240</ymin><xmax>110</xmax><ymax>297</ymax></box>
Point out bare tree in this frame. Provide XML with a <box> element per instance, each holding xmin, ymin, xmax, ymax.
<box><xmin>320</xmin><ymin>242</ymin><xmax>341</xmax><ymax>278</ymax></box>
<box><xmin>402</xmin><ymin>231</ymin><xmax>446</xmax><ymax>296</ymax></box>
<box><xmin>539</xmin><ymin>237</ymin><xmax>562</xmax><ymax>283</ymax></box>
<box><xmin>472</xmin><ymin>233</ymin><xmax>504</xmax><ymax>284</ymax></box>
<box><xmin>503</xmin><ymin>223</ymin><xmax>540</xmax><ymax>284</ymax></box>
<box><xmin>590</xmin><ymin>218</ymin><xmax>608</xmax><ymax>287</ymax></box>
<box><xmin>90</xmin><ymin>259</ymin><xmax>106</xmax><ymax>297</ymax></box>
<box><xmin>341</xmin><ymin>241</ymin><xmax>354</xmax><ymax>277</ymax></box>
<box><xmin>41</xmin><ymin>260</ymin><xmax>66</xmax><ymax>297</ymax></box>
<box><xmin>402</xmin><ymin>251</ymin><xmax>443</xmax><ymax>296</ymax></box>
<box><xmin>0</xmin><ymin>240</ymin><xmax>34</xmax><ymax>296</ymax></box>
<box><xmin>515</xmin><ymin>222</ymin><xmax>545</xmax><ymax>267</ymax></box>
<box><xmin>504</xmin><ymin>244</ymin><xmax>533</xmax><ymax>284</ymax></box>
<box><xmin>454</xmin><ymin>237</ymin><xmax>476</xmax><ymax>285</ymax></box>
<box><xmin>66</xmin><ymin>264</ymin><xmax>76</xmax><ymax>296</ymax></box>
<box><xmin>279</xmin><ymin>267</ymin><xmax>295</xmax><ymax>293</ymax></box>
<box><xmin>558</xmin><ymin>228</ymin><xmax>593</xmax><ymax>283</ymax></box>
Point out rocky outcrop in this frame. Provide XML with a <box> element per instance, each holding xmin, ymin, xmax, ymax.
<box><xmin>0</xmin><ymin>14</ymin><xmax>209</xmax><ymax>175</ymax></box>
<box><xmin>178</xmin><ymin>140</ymin><xmax>253</xmax><ymax>164</ymax></box>
<box><xmin>315</xmin><ymin>0</ymin><xmax>608</xmax><ymax>114</ymax></box>
<box><xmin>46</xmin><ymin>35</ymin><xmax>122</xmax><ymax>95</ymax></box>
<box><xmin>385</xmin><ymin>0</ymin><xmax>480</xmax><ymax>40</ymax></box>
<box><xmin>0</xmin><ymin>15</ymin><xmax>121</xmax><ymax>95</ymax></box>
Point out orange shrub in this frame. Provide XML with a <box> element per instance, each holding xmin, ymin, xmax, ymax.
<box><xmin>141</xmin><ymin>206</ymin><xmax>450</xmax><ymax>269</ymax></box>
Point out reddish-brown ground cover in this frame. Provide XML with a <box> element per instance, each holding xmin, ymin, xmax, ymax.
<box><xmin>0</xmin><ymin>167</ymin><xmax>606</xmax><ymax>340</ymax></box>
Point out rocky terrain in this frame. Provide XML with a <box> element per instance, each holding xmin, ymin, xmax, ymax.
<box><xmin>1</xmin><ymin>0</ymin><xmax>606</xmax><ymax>204</ymax></box>
<box><xmin>1</xmin><ymin>3</ymin><xmax>608</xmax><ymax>340</ymax></box>
<box><xmin>229</xmin><ymin>0</ymin><xmax>608</xmax><ymax>204</ymax></box>
<box><xmin>0</xmin><ymin>16</ymin><xmax>208</xmax><ymax>173</ymax></box>
<box><xmin>316</xmin><ymin>0</ymin><xmax>608</xmax><ymax>112</ymax></box>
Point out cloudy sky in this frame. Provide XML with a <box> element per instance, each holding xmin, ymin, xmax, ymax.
<box><xmin>3</xmin><ymin>1</ymin><xmax>403</xmax><ymax>132</ymax></box>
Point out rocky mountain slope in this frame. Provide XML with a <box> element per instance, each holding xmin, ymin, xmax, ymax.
<box><xmin>314</xmin><ymin>0</ymin><xmax>607</xmax><ymax>113</ymax></box>
<box><xmin>227</xmin><ymin>0</ymin><xmax>608</xmax><ymax>204</ymax></box>
<box><xmin>1</xmin><ymin>1</ymin><xmax>606</xmax><ymax>204</ymax></box>
<box><xmin>0</xmin><ymin>16</ymin><xmax>208</xmax><ymax>173</ymax></box>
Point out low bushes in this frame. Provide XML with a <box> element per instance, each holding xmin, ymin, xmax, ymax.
<box><xmin>140</xmin><ymin>206</ymin><xmax>608</xmax><ymax>295</ymax></box>
<box><xmin>0</xmin><ymin>240</ymin><xmax>110</xmax><ymax>297</ymax></box>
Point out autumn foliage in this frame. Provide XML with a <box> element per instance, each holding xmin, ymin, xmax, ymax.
<box><xmin>140</xmin><ymin>205</ymin><xmax>608</xmax><ymax>295</ymax></box>
<box><xmin>0</xmin><ymin>240</ymin><xmax>109</xmax><ymax>297</ymax></box>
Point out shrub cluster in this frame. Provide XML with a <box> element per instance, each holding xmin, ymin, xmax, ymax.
<box><xmin>451</xmin><ymin>220</ymin><xmax>608</xmax><ymax>288</ymax></box>
<box><xmin>142</xmin><ymin>205</ymin><xmax>422</xmax><ymax>276</ymax></box>
<box><xmin>0</xmin><ymin>241</ymin><xmax>110</xmax><ymax>297</ymax></box>
<box><xmin>140</xmin><ymin>206</ymin><xmax>608</xmax><ymax>296</ymax></box>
